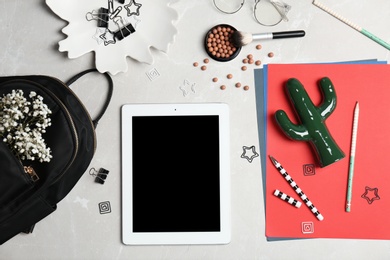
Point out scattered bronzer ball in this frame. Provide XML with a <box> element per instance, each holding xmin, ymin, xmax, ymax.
<box><xmin>194</xmin><ymin>42</ymin><xmax>274</xmax><ymax>91</ymax></box>
<box><xmin>205</xmin><ymin>24</ymin><xmax>240</xmax><ymax>62</ymax></box>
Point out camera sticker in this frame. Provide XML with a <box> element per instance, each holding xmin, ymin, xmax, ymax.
<box><xmin>98</xmin><ymin>201</ymin><xmax>112</xmax><ymax>214</ymax></box>
<box><xmin>303</xmin><ymin>164</ymin><xmax>316</xmax><ymax>176</ymax></box>
<box><xmin>301</xmin><ymin>221</ymin><xmax>314</xmax><ymax>234</ymax></box>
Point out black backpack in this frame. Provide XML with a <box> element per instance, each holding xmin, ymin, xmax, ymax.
<box><xmin>0</xmin><ymin>69</ymin><xmax>113</xmax><ymax>244</ymax></box>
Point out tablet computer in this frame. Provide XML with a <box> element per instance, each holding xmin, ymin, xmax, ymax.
<box><xmin>121</xmin><ymin>103</ymin><xmax>230</xmax><ymax>245</ymax></box>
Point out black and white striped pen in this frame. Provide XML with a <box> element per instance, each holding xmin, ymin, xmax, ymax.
<box><xmin>273</xmin><ymin>189</ymin><xmax>302</xmax><ymax>208</ymax></box>
<box><xmin>270</xmin><ymin>156</ymin><xmax>324</xmax><ymax>221</ymax></box>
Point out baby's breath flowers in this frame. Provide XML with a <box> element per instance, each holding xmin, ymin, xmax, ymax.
<box><xmin>0</xmin><ymin>90</ymin><xmax>52</xmax><ymax>163</ymax></box>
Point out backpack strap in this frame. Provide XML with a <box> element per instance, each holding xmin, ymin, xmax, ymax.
<box><xmin>65</xmin><ymin>69</ymin><xmax>113</xmax><ymax>128</ymax></box>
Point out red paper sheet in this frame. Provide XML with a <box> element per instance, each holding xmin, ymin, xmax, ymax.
<box><xmin>265</xmin><ymin>64</ymin><xmax>390</xmax><ymax>239</ymax></box>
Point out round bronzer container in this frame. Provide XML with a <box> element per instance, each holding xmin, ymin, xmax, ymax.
<box><xmin>204</xmin><ymin>24</ymin><xmax>242</xmax><ymax>62</ymax></box>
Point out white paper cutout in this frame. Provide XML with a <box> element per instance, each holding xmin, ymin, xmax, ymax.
<box><xmin>46</xmin><ymin>0</ymin><xmax>178</xmax><ymax>74</ymax></box>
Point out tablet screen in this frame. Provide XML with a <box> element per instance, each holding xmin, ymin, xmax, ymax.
<box><xmin>132</xmin><ymin>115</ymin><xmax>220</xmax><ymax>232</ymax></box>
<box><xmin>121</xmin><ymin>103</ymin><xmax>230</xmax><ymax>245</ymax></box>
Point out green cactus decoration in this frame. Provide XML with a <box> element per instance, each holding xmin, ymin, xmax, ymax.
<box><xmin>275</xmin><ymin>77</ymin><xmax>345</xmax><ymax>167</ymax></box>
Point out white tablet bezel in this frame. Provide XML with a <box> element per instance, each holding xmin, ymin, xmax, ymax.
<box><xmin>121</xmin><ymin>103</ymin><xmax>230</xmax><ymax>245</ymax></box>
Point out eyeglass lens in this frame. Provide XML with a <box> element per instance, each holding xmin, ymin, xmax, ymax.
<box><xmin>254</xmin><ymin>0</ymin><xmax>284</xmax><ymax>26</ymax></box>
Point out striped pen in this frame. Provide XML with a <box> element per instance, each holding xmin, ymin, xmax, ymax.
<box><xmin>270</xmin><ymin>156</ymin><xmax>324</xmax><ymax>221</ymax></box>
<box><xmin>273</xmin><ymin>189</ymin><xmax>302</xmax><ymax>208</ymax></box>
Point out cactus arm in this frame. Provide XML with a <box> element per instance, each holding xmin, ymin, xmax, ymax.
<box><xmin>317</xmin><ymin>77</ymin><xmax>337</xmax><ymax>119</ymax></box>
<box><xmin>285</xmin><ymin>78</ymin><xmax>317</xmax><ymax>123</ymax></box>
<box><xmin>275</xmin><ymin>110</ymin><xmax>310</xmax><ymax>141</ymax></box>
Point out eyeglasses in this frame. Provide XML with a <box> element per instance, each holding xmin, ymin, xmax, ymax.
<box><xmin>212</xmin><ymin>0</ymin><xmax>291</xmax><ymax>27</ymax></box>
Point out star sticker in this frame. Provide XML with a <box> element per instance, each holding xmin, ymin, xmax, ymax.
<box><xmin>74</xmin><ymin>196</ymin><xmax>89</xmax><ymax>209</ymax></box>
<box><xmin>241</xmin><ymin>145</ymin><xmax>259</xmax><ymax>163</ymax></box>
<box><xmin>93</xmin><ymin>28</ymin><xmax>107</xmax><ymax>45</ymax></box>
<box><xmin>179</xmin><ymin>79</ymin><xmax>196</xmax><ymax>97</ymax></box>
<box><xmin>361</xmin><ymin>186</ymin><xmax>381</xmax><ymax>204</ymax></box>
<box><xmin>99</xmin><ymin>29</ymin><xmax>116</xmax><ymax>46</ymax></box>
<box><xmin>124</xmin><ymin>0</ymin><xmax>142</xmax><ymax>17</ymax></box>
<box><xmin>127</xmin><ymin>14</ymin><xmax>141</xmax><ymax>29</ymax></box>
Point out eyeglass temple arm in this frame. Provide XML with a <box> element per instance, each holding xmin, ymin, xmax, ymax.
<box><xmin>213</xmin><ymin>0</ymin><xmax>245</xmax><ymax>14</ymax></box>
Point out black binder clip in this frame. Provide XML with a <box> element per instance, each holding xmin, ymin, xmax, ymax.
<box><xmin>86</xmin><ymin>8</ymin><xmax>109</xmax><ymax>28</ymax></box>
<box><xmin>113</xmin><ymin>18</ymin><xmax>136</xmax><ymax>41</ymax></box>
<box><xmin>89</xmin><ymin>167</ymin><xmax>110</xmax><ymax>184</ymax></box>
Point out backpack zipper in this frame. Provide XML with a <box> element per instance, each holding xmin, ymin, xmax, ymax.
<box><xmin>48</xmin><ymin>76</ymin><xmax>99</xmax><ymax>184</ymax></box>
<box><xmin>49</xmin><ymin>76</ymin><xmax>97</xmax><ymax>153</ymax></box>
<box><xmin>24</xmin><ymin>166</ymin><xmax>39</xmax><ymax>182</ymax></box>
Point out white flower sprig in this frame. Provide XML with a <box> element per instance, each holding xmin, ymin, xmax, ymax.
<box><xmin>0</xmin><ymin>89</ymin><xmax>53</xmax><ymax>163</ymax></box>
